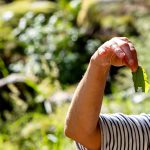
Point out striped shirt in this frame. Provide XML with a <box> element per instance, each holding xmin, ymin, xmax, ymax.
<box><xmin>76</xmin><ymin>114</ymin><xmax>150</xmax><ymax>150</ymax></box>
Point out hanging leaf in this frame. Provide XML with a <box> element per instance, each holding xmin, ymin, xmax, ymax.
<box><xmin>132</xmin><ymin>66</ymin><xmax>150</xmax><ymax>93</ymax></box>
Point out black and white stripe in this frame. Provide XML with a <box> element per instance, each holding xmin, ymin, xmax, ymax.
<box><xmin>76</xmin><ymin>114</ymin><xmax>150</xmax><ymax>150</ymax></box>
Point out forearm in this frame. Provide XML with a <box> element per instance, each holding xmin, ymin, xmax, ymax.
<box><xmin>65</xmin><ymin>56</ymin><xmax>110</xmax><ymax>149</ymax></box>
<box><xmin>65</xmin><ymin>37</ymin><xmax>138</xmax><ymax>150</ymax></box>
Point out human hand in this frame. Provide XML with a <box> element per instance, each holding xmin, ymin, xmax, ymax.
<box><xmin>91</xmin><ymin>37</ymin><xmax>138</xmax><ymax>72</ymax></box>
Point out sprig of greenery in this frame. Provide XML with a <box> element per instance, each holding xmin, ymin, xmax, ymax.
<box><xmin>132</xmin><ymin>66</ymin><xmax>150</xmax><ymax>93</ymax></box>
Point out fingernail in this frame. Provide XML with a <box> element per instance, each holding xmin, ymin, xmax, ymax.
<box><xmin>133</xmin><ymin>66</ymin><xmax>138</xmax><ymax>72</ymax></box>
<box><xmin>129</xmin><ymin>59</ymin><xmax>134</xmax><ymax>66</ymax></box>
<box><xmin>132</xmin><ymin>67</ymin><xmax>136</xmax><ymax>72</ymax></box>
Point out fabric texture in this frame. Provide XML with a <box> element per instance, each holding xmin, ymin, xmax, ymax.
<box><xmin>75</xmin><ymin>114</ymin><xmax>150</xmax><ymax>150</ymax></box>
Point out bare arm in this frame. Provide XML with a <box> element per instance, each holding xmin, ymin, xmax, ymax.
<box><xmin>65</xmin><ymin>58</ymin><xmax>110</xmax><ymax>149</ymax></box>
<box><xmin>64</xmin><ymin>37</ymin><xmax>138</xmax><ymax>150</ymax></box>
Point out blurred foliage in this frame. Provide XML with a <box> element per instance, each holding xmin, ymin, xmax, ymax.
<box><xmin>0</xmin><ymin>0</ymin><xmax>56</xmax><ymax>15</ymax></box>
<box><xmin>0</xmin><ymin>96</ymin><xmax>150</xmax><ymax>150</ymax></box>
<box><xmin>101</xmin><ymin>95</ymin><xmax>150</xmax><ymax>114</ymax></box>
<box><xmin>0</xmin><ymin>104</ymin><xmax>76</xmax><ymax>150</ymax></box>
<box><xmin>0</xmin><ymin>0</ymin><xmax>150</xmax><ymax>149</ymax></box>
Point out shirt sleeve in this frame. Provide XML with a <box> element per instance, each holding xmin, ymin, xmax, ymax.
<box><xmin>75</xmin><ymin>142</ymin><xmax>88</xmax><ymax>150</ymax></box>
<box><xmin>75</xmin><ymin>114</ymin><xmax>150</xmax><ymax>150</ymax></box>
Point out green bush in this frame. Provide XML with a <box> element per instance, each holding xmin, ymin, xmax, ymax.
<box><xmin>11</xmin><ymin>0</ymin><xmax>99</xmax><ymax>84</ymax></box>
<box><xmin>0</xmin><ymin>104</ymin><xmax>76</xmax><ymax>150</ymax></box>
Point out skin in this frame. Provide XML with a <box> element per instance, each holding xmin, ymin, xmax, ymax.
<box><xmin>64</xmin><ymin>37</ymin><xmax>138</xmax><ymax>150</ymax></box>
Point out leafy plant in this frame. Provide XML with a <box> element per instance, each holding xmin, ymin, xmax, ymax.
<box><xmin>11</xmin><ymin>0</ymin><xmax>92</xmax><ymax>84</ymax></box>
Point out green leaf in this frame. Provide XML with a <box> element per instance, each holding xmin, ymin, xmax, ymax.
<box><xmin>132</xmin><ymin>66</ymin><xmax>150</xmax><ymax>93</ymax></box>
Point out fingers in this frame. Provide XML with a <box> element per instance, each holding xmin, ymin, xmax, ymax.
<box><xmin>113</xmin><ymin>38</ymin><xmax>133</xmax><ymax>65</ymax></box>
<box><xmin>112</xmin><ymin>37</ymin><xmax>138</xmax><ymax>72</ymax></box>
<box><xmin>98</xmin><ymin>37</ymin><xmax>138</xmax><ymax>71</ymax></box>
<box><xmin>111</xmin><ymin>43</ymin><xmax>125</xmax><ymax>59</ymax></box>
<box><xmin>119</xmin><ymin>37</ymin><xmax>139</xmax><ymax>71</ymax></box>
<box><xmin>117</xmin><ymin>37</ymin><xmax>138</xmax><ymax>62</ymax></box>
<box><xmin>128</xmin><ymin>42</ymin><xmax>138</xmax><ymax>72</ymax></box>
<box><xmin>118</xmin><ymin>37</ymin><xmax>138</xmax><ymax>59</ymax></box>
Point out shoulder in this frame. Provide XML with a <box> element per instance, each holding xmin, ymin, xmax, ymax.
<box><xmin>99</xmin><ymin>113</ymin><xmax>150</xmax><ymax>150</ymax></box>
<box><xmin>100</xmin><ymin>113</ymin><xmax>150</xmax><ymax>122</ymax></box>
<box><xmin>100</xmin><ymin>113</ymin><xmax>150</xmax><ymax>130</ymax></box>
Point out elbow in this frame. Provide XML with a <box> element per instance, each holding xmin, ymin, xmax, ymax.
<box><xmin>64</xmin><ymin>116</ymin><xmax>81</xmax><ymax>140</ymax></box>
<box><xmin>64</xmin><ymin>118</ymin><xmax>101</xmax><ymax>150</ymax></box>
<box><xmin>64</xmin><ymin>115</ymin><xmax>93</xmax><ymax>139</ymax></box>
<box><xmin>65</xmin><ymin>123</ymin><xmax>101</xmax><ymax>150</ymax></box>
<box><xmin>64</xmin><ymin>117</ymin><xmax>75</xmax><ymax>139</ymax></box>
<box><xmin>64</xmin><ymin>119</ymin><xmax>70</xmax><ymax>137</ymax></box>
<box><xmin>64</xmin><ymin>124</ymin><xmax>71</xmax><ymax>138</ymax></box>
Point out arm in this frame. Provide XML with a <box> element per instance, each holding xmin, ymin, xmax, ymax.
<box><xmin>64</xmin><ymin>37</ymin><xmax>138</xmax><ymax>150</ymax></box>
